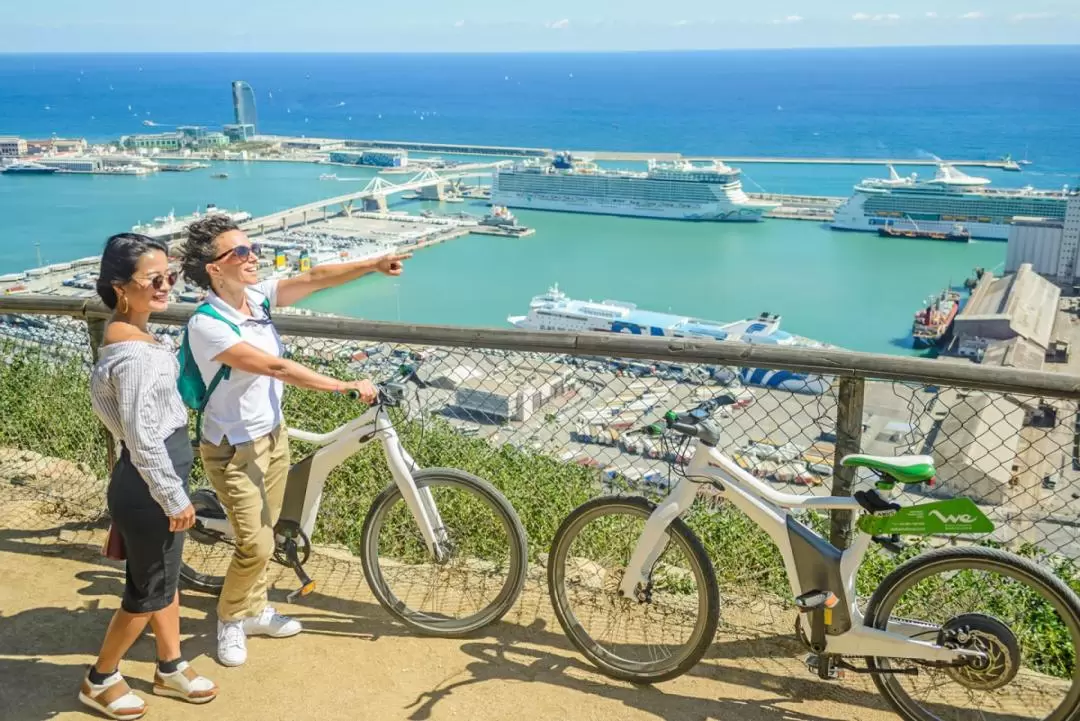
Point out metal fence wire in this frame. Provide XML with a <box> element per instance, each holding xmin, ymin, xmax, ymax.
<box><xmin>2</xmin><ymin>304</ymin><xmax>1080</xmax><ymax>645</ymax></box>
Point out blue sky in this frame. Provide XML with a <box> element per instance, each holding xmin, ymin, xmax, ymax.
<box><xmin>3</xmin><ymin>0</ymin><xmax>1078</xmax><ymax>52</ymax></box>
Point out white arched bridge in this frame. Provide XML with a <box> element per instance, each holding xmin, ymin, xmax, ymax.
<box><xmin>242</xmin><ymin>162</ymin><xmax>508</xmax><ymax>234</ymax></box>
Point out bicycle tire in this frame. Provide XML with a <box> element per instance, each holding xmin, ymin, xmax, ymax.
<box><xmin>360</xmin><ymin>467</ymin><xmax>528</xmax><ymax>637</ymax></box>
<box><xmin>179</xmin><ymin>488</ymin><xmax>231</xmax><ymax>593</ymax></box>
<box><xmin>864</xmin><ymin>545</ymin><xmax>1080</xmax><ymax>721</ymax></box>
<box><xmin>547</xmin><ymin>495</ymin><xmax>719</xmax><ymax>684</ymax></box>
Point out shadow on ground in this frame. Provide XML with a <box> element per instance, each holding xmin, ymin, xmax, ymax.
<box><xmin>0</xmin><ymin>521</ymin><xmax>899</xmax><ymax>721</ymax></box>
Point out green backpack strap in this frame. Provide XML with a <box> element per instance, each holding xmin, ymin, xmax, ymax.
<box><xmin>191</xmin><ymin>303</ymin><xmax>243</xmax><ymax>444</ymax></box>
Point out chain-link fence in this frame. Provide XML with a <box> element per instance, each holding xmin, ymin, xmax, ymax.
<box><xmin>2</xmin><ymin>299</ymin><xmax>1080</xmax><ymax>692</ymax></box>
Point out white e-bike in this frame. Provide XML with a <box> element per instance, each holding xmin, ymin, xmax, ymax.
<box><xmin>181</xmin><ymin>365</ymin><xmax>528</xmax><ymax>636</ymax></box>
<box><xmin>547</xmin><ymin>398</ymin><xmax>1080</xmax><ymax>721</ymax></box>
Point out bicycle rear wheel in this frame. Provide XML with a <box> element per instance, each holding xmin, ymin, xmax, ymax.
<box><xmin>547</xmin><ymin>495</ymin><xmax>719</xmax><ymax>684</ymax></box>
<box><xmin>864</xmin><ymin>546</ymin><xmax>1080</xmax><ymax>721</ymax></box>
<box><xmin>360</xmin><ymin>467</ymin><xmax>528</xmax><ymax>636</ymax></box>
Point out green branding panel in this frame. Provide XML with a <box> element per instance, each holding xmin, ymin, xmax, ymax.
<box><xmin>858</xmin><ymin>497</ymin><xmax>995</xmax><ymax>536</ymax></box>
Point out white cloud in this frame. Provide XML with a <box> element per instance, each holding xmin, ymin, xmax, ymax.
<box><xmin>546</xmin><ymin>18</ymin><xmax>570</xmax><ymax>29</ymax></box>
<box><xmin>960</xmin><ymin>11</ymin><xmax>984</xmax><ymax>19</ymax></box>
<box><xmin>1012</xmin><ymin>12</ymin><xmax>1054</xmax><ymax>21</ymax></box>
<box><xmin>925</xmin><ymin>11</ymin><xmax>938</xmax><ymax>18</ymax></box>
<box><xmin>671</xmin><ymin>19</ymin><xmax>689</xmax><ymax>26</ymax></box>
<box><xmin>453</xmin><ymin>19</ymin><xmax>465</xmax><ymax>28</ymax></box>
<box><xmin>852</xmin><ymin>12</ymin><xmax>900</xmax><ymax>21</ymax></box>
<box><xmin>772</xmin><ymin>15</ymin><xmax>804</xmax><ymax>24</ymax></box>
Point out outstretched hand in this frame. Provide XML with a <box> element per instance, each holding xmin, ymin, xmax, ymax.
<box><xmin>376</xmin><ymin>253</ymin><xmax>412</xmax><ymax>277</ymax></box>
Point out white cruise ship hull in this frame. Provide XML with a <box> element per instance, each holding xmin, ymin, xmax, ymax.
<box><xmin>833</xmin><ymin>192</ymin><xmax>1010</xmax><ymax>241</ymax></box>
<box><xmin>491</xmin><ymin>190</ymin><xmax>770</xmax><ymax>222</ymax></box>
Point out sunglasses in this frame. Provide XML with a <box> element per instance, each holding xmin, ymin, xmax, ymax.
<box><xmin>132</xmin><ymin>270</ymin><xmax>179</xmax><ymax>291</ymax></box>
<box><xmin>212</xmin><ymin>243</ymin><xmax>262</xmax><ymax>263</ymax></box>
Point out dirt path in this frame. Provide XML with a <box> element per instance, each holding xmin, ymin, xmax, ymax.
<box><xmin>0</xmin><ymin>518</ymin><xmax>897</xmax><ymax>721</ymax></box>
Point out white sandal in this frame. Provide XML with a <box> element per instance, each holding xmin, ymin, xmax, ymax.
<box><xmin>153</xmin><ymin>660</ymin><xmax>218</xmax><ymax>704</ymax></box>
<box><xmin>78</xmin><ymin>671</ymin><xmax>147</xmax><ymax>720</ymax></box>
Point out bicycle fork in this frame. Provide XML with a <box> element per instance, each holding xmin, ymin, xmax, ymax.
<box><xmin>618</xmin><ymin>479</ymin><xmax>700</xmax><ymax>600</ymax></box>
<box><xmin>382</xmin><ymin>429</ymin><xmax>451</xmax><ymax>562</ymax></box>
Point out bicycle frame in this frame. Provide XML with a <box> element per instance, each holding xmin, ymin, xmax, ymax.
<box><xmin>618</xmin><ymin>440</ymin><xmax>978</xmax><ymax>665</ymax></box>
<box><xmin>282</xmin><ymin>404</ymin><xmax>450</xmax><ymax>560</ymax></box>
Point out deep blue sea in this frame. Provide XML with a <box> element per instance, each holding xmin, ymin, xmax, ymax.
<box><xmin>2</xmin><ymin>48</ymin><xmax>1079</xmax><ymax>171</ymax></box>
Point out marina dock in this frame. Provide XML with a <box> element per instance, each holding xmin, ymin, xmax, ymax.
<box><xmin>159</xmin><ymin>135</ymin><xmax>1023</xmax><ymax>170</ymax></box>
<box><xmin>682</xmin><ymin>156</ymin><xmax>1020</xmax><ymax>169</ymax></box>
<box><xmin>329</xmin><ymin>138</ymin><xmax>1023</xmax><ymax>169</ymax></box>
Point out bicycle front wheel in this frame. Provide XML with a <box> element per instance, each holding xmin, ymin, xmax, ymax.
<box><xmin>360</xmin><ymin>467</ymin><xmax>527</xmax><ymax>636</ymax></box>
<box><xmin>547</xmin><ymin>495</ymin><xmax>719</xmax><ymax>684</ymax></box>
<box><xmin>865</xmin><ymin>546</ymin><xmax>1080</xmax><ymax>721</ymax></box>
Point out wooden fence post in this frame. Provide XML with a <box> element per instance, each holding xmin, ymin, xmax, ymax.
<box><xmin>830</xmin><ymin>376</ymin><xmax>866</xmax><ymax>549</ymax></box>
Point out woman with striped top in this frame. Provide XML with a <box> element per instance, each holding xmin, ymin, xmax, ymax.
<box><xmin>82</xmin><ymin>234</ymin><xmax>217</xmax><ymax>719</ymax></box>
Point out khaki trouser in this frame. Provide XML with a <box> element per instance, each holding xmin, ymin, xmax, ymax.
<box><xmin>201</xmin><ymin>425</ymin><xmax>290</xmax><ymax>622</ymax></box>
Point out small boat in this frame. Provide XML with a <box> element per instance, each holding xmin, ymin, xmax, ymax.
<box><xmin>319</xmin><ymin>173</ymin><xmax>338</xmax><ymax>181</ymax></box>
<box><xmin>878</xmin><ymin>223</ymin><xmax>970</xmax><ymax>243</ymax></box>
<box><xmin>212</xmin><ymin>172</ymin><xmax>229</xmax><ymax>179</ymax></box>
<box><xmin>912</xmin><ymin>289</ymin><xmax>962</xmax><ymax>349</ymax></box>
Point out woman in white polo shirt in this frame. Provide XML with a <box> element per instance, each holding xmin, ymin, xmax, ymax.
<box><xmin>180</xmin><ymin>215</ymin><xmax>409</xmax><ymax>667</ymax></box>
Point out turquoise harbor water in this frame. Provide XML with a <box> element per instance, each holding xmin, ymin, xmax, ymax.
<box><xmin>0</xmin><ymin>158</ymin><xmax>1013</xmax><ymax>355</ymax></box>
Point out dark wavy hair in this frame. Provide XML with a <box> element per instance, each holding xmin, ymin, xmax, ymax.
<box><xmin>180</xmin><ymin>215</ymin><xmax>240</xmax><ymax>290</ymax></box>
<box><xmin>96</xmin><ymin>233</ymin><xmax>170</xmax><ymax>310</ymax></box>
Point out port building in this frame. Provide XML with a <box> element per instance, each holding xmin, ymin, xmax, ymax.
<box><xmin>951</xmin><ymin>263</ymin><xmax>1060</xmax><ymax>368</ymax></box>
<box><xmin>1006</xmin><ymin>193</ymin><xmax>1080</xmax><ymax>288</ymax></box>
<box><xmin>453</xmin><ymin>363</ymin><xmax>575</xmax><ymax>422</ymax></box>
<box><xmin>0</xmin><ymin>137</ymin><xmax>27</xmax><ymax>157</ymax></box>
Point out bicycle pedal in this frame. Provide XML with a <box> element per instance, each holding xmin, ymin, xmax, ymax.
<box><xmin>286</xmin><ymin>581</ymin><xmax>316</xmax><ymax>603</ymax></box>
<box><xmin>795</xmin><ymin>590</ymin><xmax>837</xmax><ymax>612</ymax></box>
<box><xmin>805</xmin><ymin>654</ymin><xmax>844</xmax><ymax>680</ymax></box>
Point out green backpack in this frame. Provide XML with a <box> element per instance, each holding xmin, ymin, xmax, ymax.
<box><xmin>177</xmin><ymin>297</ymin><xmax>271</xmax><ymax>441</ymax></box>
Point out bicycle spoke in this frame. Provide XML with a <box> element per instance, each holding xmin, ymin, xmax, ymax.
<box><xmin>550</xmin><ymin>498</ymin><xmax>717</xmax><ymax>682</ymax></box>
<box><xmin>867</xmin><ymin>549</ymin><xmax>1080</xmax><ymax>721</ymax></box>
<box><xmin>365</xmin><ymin>473</ymin><xmax>524</xmax><ymax>633</ymax></box>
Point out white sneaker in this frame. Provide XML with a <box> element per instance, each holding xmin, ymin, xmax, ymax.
<box><xmin>242</xmin><ymin>605</ymin><xmax>302</xmax><ymax>638</ymax></box>
<box><xmin>216</xmin><ymin>620</ymin><xmax>247</xmax><ymax>667</ymax></box>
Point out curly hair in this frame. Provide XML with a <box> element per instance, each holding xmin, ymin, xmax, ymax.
<box><xmin>96</xmin><ymin>233</ymin><xmax>169</xmax><ymax>309</ymax></box>
<box><xmin>180</xmin><ymin>214</ymin><xmax>241</xmax><ymax>290</ymax></box>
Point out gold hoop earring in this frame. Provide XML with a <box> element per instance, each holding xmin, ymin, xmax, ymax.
<box><xmin>119</xmin><ymin>296</ymin><xmax>129</xmax><ymax>314</ymax></box>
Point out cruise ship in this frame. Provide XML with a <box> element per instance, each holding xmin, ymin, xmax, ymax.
<box><xmin>491</xmin><ymin>153</ymin><xmax>779</xmax><ymax>222</ymax></box>
<box><xmin>132</xmin><ymin>205</ymin><xmax>252</xmax><ymax>240</ymax></box>
<box><xmin>508</xmin><ymin>285</ymin><xmax>832</xmax><ymax>394</ymax></box>
<box><xmin>832</xmin><ymin>164</ymin><xmax>1070</xmax><ymax>241</ymax></box>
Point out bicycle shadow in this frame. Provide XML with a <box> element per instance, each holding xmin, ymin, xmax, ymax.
<box><xmin>403</xmin><ymin>630</ymin><xmax>864</xmax><ymax>721</ymax></box>
<box><xmin>280</xmin><ymin>579</ymin><xmax>898</xmax><ymax>721</ymax></box>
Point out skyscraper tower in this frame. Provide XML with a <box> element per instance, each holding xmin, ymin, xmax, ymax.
<box><xmin>231</xmin><ymin>80</ymin><xmax>257</xmax><ymax>131</ymax></box>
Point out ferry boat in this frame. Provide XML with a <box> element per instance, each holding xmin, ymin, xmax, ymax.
<box><xmin>508</xmin><ymin>285</ymin><xmax>832</xmax><ymax>394</ymax></box>
<box><xmin>132</xmin><ymin>204</ymin><xmax>252</xmax><ymax>240</ymax></box>
<box><xmin>832</xmin><ymin>163</ymin><xmax>1070</xmax><ymax>241</ymax></box>
<box><xmin>1</xmin><ymin>161</ymin><xmax>60</xmax><ymax>175</ymax></box>
<box><xmin>912</xmin><ymin>289</ymin><xmax>961</xmax><ymax>349</ymax></box>
<box><xmin>491</xmin><ymin>153</ymin><xmax>778</xmax><ymax>222</ymax></box>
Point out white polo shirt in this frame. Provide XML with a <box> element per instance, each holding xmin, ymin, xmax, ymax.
<box><xmin>187</xmin><ymin>279</ymin><xmax>285</xmax><ymax>446</ymax></box>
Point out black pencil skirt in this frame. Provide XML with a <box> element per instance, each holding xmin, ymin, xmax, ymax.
<box><xmin>106</xmin><ymin>427</ymin><xmax>193</xmax><ymax>614</ymax></box>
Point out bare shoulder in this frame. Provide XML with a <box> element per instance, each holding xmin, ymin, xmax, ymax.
<box><xmin>103</xmin><ymin>321</ymin><xmax>156</xmax><ymax>346</ymax></box>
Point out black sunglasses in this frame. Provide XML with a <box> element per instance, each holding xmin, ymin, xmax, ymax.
<box><xmin>133</xmin><ymin>270</ymin><xmax>179</xmax><ymax>291</ymax></box>
<box><xmin>212</xmin><ymin>242</ymin><xmax>262</xmax><ymax>263</ymax></box>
